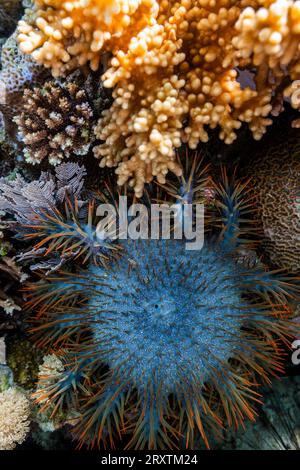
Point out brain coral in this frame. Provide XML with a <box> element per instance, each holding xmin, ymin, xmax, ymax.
<box><xmin>17</xmin><ymin>0</ymin><xmax>300</xmax><ymax>196</ymax></box>
<box><xmin>0</xmin><ymin>387</ymin><xmax>31</xmax><ymax>450</ymax></box>
<box><xmin>246</xmin><ymin>136</ymin><xmax>300</xmax><ymax>273</ymax></box>
<box><xmin>25</xmin><ymin>166</ymin><xmax>300</xmax><ymax>449</ymax></box>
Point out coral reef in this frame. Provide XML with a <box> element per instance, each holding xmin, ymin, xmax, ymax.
<box><xmin>0</xmin><ymin>386</ymin><xmax>31</xmax><ymax>450</ymax></box>
<box><xmin>15</xmin><ymin>78</ymin><xmax>94</xmax><ymax>165</ymax></box>
<box><xmin>0</xmin><ymin>223</ymin><xmax>27</xmax><ymax>317</ymax></box>
<box><xmin>17</xmin><ymin>0</ymin><xmax>300</xmax><ymax>195</ymax></box>
<box><xmin>246</xmin><ymin>135</ymin><xmax>300</xmax><ymax>273</ymax></box>
<box><xmin>0</xmin><ymin>30</ymin><xmax>47</xmax><ymax>143</ymax></box>
<box><xmin>27</xmin><ymin>166</ymin><xmax>300</xmax><ymax>449</ymax></box>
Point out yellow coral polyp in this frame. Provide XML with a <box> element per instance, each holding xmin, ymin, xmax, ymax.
<box><xmin>17</xmin><ymin>0</ymin><xmax>300</xmax><ymax>195</ymax></box>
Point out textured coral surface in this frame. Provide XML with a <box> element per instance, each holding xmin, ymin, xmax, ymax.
<box><xmin>247</xmin><ymin>135</ymin><xmax>300</xmax><ymax>272</ymax></box>
<box><xmin>17</xmin><ymin>0</ymin><xmax>300</xmax><ymax>195</ymax></box>
<box><xmin>15</xmin><ymin>80</ymin><xmax>94</xmax><ymax>165</ymax></box>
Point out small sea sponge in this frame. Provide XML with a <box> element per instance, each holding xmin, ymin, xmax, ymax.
<box><xmin>0</xmin><ymin>387</ymin><xmax>31</xmax><ymax>450</ymax></box>
<box><xmin>246</xmin><ymin>136</ymin><xmax>300</xmax><ymax>272</ymax></box>
<box><xmin>15</xmin><ymin>79</ymin><xmax>94</xmax><ymax>165</ymax></box>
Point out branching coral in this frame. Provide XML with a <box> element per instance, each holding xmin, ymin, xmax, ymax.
<box><xmin>15</xmin><ymin>79</ymin><xmax>94</xmax><ymax>165</ymax></box>
<box><xmin>245</xmin><ymin>135</ymin><xmax>300</xmax><ymax>273</ymax></box>
<box><xmin>16</xmin><ymin>0</ymin><xmax>300</xmax><ymax>195</ymax></box>
<box><xmin>26</xmin><ymin>164</ymin><xmax>300</xmax><ymax>450</ymax></box>
<box><xmin>0</xmin><ymin>386</ymin><xmax>31</xmax><ymax>450</ymax></box>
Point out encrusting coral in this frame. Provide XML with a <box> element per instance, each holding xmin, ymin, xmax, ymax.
<box><xmin>23</xmin><ymin>160</ymin><xmax>300</xmax><ymax>450</ymax></box>
<box><xmin>15</xmin><ymin>79</ymin><xmax>94</xmax><ymax>165</ymax></box>
<box><xmin>0</xmin><ymin>386</ymin><xmax>31</xmax><ymax>450</ymax></box>
<box><xmin>245</xmin><ymin>134</ymin><xmax>300</xmax><ymax>273</ymax></box>
<box><xmin>17</xmin><ymin>0</ymin><xmax>300</xmax><ymax>195</ymax></box>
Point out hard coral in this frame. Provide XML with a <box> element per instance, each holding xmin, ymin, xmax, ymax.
<box><xmin>18</xmin><ymin>0</ymin><xmax>159</xmax><ymax>76</ymax></box>
<box><xmin>0</xmin><ymin>30</ymin><xmax>46</xmax><ymax>142</ymax></box>
<box><xmin>17</xmin><ymin>0</ymin><xmax>300</xmax><ymax>196</ymax></box>
<box><xmin>15</xmin><ymin>79</ymin><xmax>94</xmax><ymax>165</ymax></box>
<box><xmin>246</xmin><ymin>135</ymin><xmax>300</xmax><ymax>273</ymax></box>
<box><xmin>0</xmin><ymin>225</ymin><xmax>26</xmax><ymax>317</ymax></box>
<box><xmin>234</xmin><ymin>0</ymin><xmax>300</xmax><ymax>127</ymax></box>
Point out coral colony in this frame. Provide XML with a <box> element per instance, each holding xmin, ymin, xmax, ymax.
<box><xmin>0</xmin><ymin>0</ymin><xmax>299</xmax><ymax>452</ymax></box>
